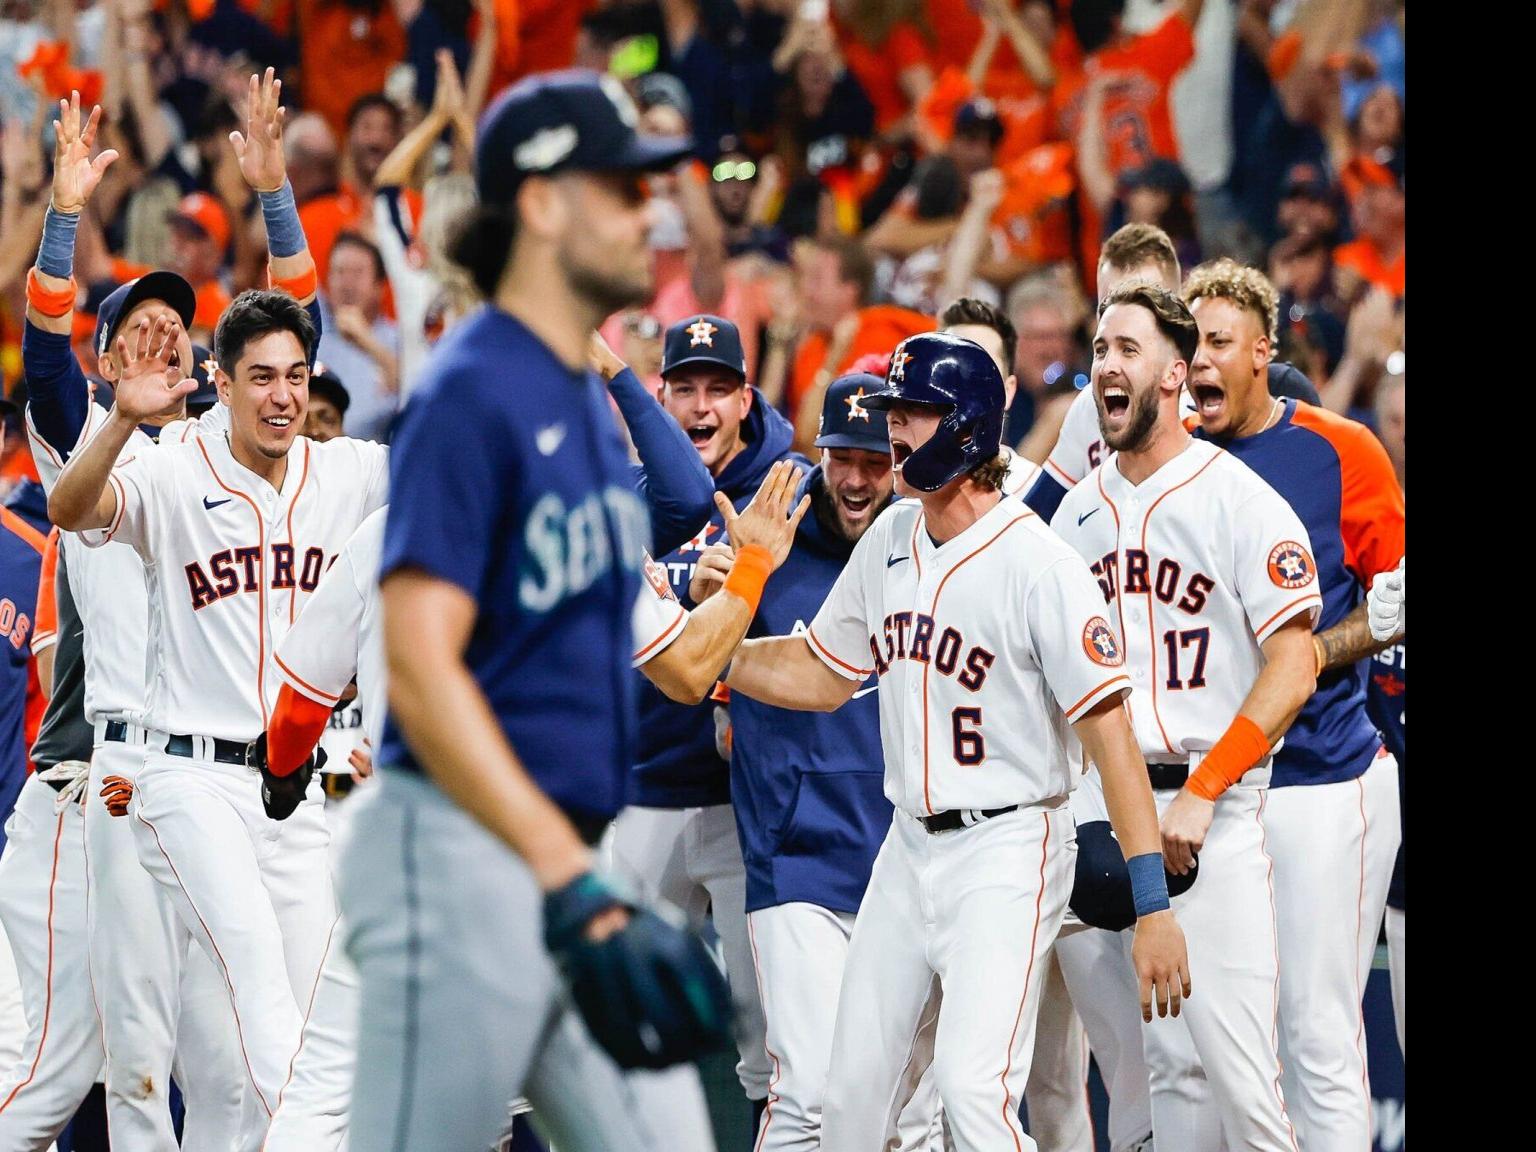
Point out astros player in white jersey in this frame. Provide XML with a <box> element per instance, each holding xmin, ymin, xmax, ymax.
<box><xmin>726</xmin><ymin>332</ymin><xmax>1189</xmax><ymax>1152</ymax></box>
<box><xmin>937</xmin><ymin>297</ymin><xmax>1043</xmax><ymax>497</ymax></box>
<box><xmin>1367</xmin><ymin>554</ymin><xmax>1405</xmax><ymax>1051</ymax></box>
<box><xmin>47</xmin><ymin>288</ymin><xmax>388</xmax><ymax>1149</ymax></box>
<box><xmin>1053</xmin><ymin>282</ymin><xmax>1321</xmax><ymax>1151</ymax></box>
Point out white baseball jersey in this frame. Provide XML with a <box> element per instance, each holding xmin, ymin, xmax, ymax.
<box><xmin>1051</xmin><ymin>439</ymin><xmax>1322</xmax><ymax>758</ymax></box>
<box><xmin>807</xmin><ymin>497</ymin><xmax>1131</xmax><ymax>817</ymax></box>
<box><xmin>1042</xmin><ymin>386</ymin><xmax>1197</xmax><ymax>492</ymax></box>
<box><xmin>273</xmin><ymin>505</ymin><xmax>388</xmax><ymax>752</ymax></box>
<box><xmin>91</xmin><ymin>432</ymin><xmax>389</xmax><ymax>741</ymax></box>
<box><xmin>27</xmin><ymin>402</ymin><xmax>228</xmax><ymax>725</ymax></box>
<box><xmin>632</xmin><ymin>551</ymin><xmax>687</xmax><ymax>668</ymax></box>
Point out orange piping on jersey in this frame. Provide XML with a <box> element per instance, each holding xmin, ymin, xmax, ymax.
<box><xmin>1137</xmin><ymin>452</ymin><xmax>1223</xmax><ymax>756</ymax></box>
<box><xmin>999</xmin><ymin>810</ymin><xmax>1052</xmax><ymax>1149</ymax></box>
<box><xmin>1253</xmin><ymin>593</ymin><xmax>1323</xmax><ymax>643</ymax></box>
<box><xmin>1063</xmin><ymin>674</ymin><xmax>1132</xmax><ymax>723</ymax></box>
<box><xmin>919</xmin><ymin>509</ymin><xmax>1036</xmax><ymax>815</ymax></box>
<box><xmin>273</xmin><ymin>650</ymin><xmax>343</xmax><ymax>706</ymax></box>
<box><xmin>1044</xmin><ymin>456</ymin><xmax>1076</xmax><ymax>487</ymax></box>
<box><xmin>272</xmin><ymin>916</ymin><xmax>338</xmax><ymax>1122</ymax></box>
<box><xmin>1287</xmin><ymin>404</ymin><xmax>1405</xmax><ymax>586</ymax></box>
<box><xmin>0</xmin><ymin>507</ymin><xmax>46</xmax><ymax>553</ymax></box>
<box><xmin>633</xmin><ymin>604</ymin><xmax>687</xmax><ymax>663</ymax></box>
<box><xmin>283</xmin><ymin>440</ymin><xmax>312</xmax><ymax>627</ymax></box>
<box><xmin>0</xmin><ymin>807</ymin><xmax>65</xmax><ymax>1116</ymax></box>
<box><xmin>198</xmin><ymin>438</ymin><xmax>272</xmax><ymax>729</ymax></box>
<box><xmin>32</xmin><ymin>528</ymin><xmax>60</xmax><ymax>652</ymax></box>
<box><xmin>807</xmin><ymin>625</ymin><xmax>873</xmax><ymax>678</ymax></box>
<box><xmin>102</xmin><ymin>473</ymin><xmax>128</xmax><ymax>543</ymax></box>
<box><xmin>1094</xmin><ymin>469</ymin><xmax>1134</xmax><ymax>736</ymax></box>
<box><xmin>909</xmin><ymin>515</ymin><xmax>923</xmax><ymax>582</ymax></box>
<box><xmin>26</xmin><ymin>422</ymin><xmax>65</xmax><ymax>472</ymax></box>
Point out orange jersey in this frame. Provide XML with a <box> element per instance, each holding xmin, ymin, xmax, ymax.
<box><xmin>991</xmin><ymin>142</ymin><xmax>1075</xmax><ymax>264</ymax></box>
<box><xmin>32</xmin><ymin>529</ymin><xmax>58</xmax><ymax>657</ymax></box>
<box><xmin>788</xmin><ymin>305</ymin><xmax>935</xmax><ymax>426</ymax></box>
<box><xmin>833</xmin><ymin>18</ymin><xmax>933</xmax><ymax>134</ymax></box>
<box><xmin>295</xmin><ymin>0</ymin><xmax>408</xmax><ymax>141</ymax></box>
<box><xmin>1333</xmin><ymin>239</ymin><xmax>1405</xmax><ymax>299</ymax></box>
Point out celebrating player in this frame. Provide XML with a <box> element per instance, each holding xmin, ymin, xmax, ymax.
<box><xmin>1053</xmin><ymin>282</ymin><xmax>1318</xmax><ymax>1150</ymax></box>
<box><xmin>727</xmin><ymin>332</ymin><xmax>1189</xmax><ymax>1152</ymax></box>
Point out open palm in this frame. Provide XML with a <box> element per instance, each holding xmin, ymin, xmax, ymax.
<box><xmin>50</xmin><ymin>92</ymin><xmax>118</xmax><ymax>214</ymax></box>
<box><xmin>114</xmin><ymin>317</ymin><xmax>196</xmax><ymax>422</ymax></box>
<box><xmin>229</xmin><ymin>67</ymin><xmax>288</xmax><ymax>194</ymax></box>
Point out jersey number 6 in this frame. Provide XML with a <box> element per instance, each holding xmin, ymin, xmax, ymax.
<box><xmin>952</xmin><ymin>707</ymin><xmax>985</xmax><ymax>766</ymax></box>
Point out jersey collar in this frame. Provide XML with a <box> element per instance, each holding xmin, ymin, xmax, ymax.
<box><xmin>1102</xmin><ymin>438</ymin><xmax>1218</xmax><ymax>502</ymax></box>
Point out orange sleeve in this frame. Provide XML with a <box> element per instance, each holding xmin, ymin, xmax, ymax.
<box><xmin>888</xmin><ymin>22</ymin><xmax>930</xmax><ymax>73</ymax></box>
<box><xmin>1293</xmin><ymin>406</ymin><xmax>1405</xmax><ymax>585</ymax></box>
<box><xmin>265</xmin><ymin>682</ymin><xmax>336</xmax><ymax>778</ymax></box>
<box><xmin>32</xmin><ymin>529</ymin><xmax>59</xmax><ymax>653</ymax></box>
<box><xmin>1266</xmin><ymin>29</ymin><xmax>1303</xmax><ymax>82</ymax></box>
<box><xmin>1135</xmin><ymin>10</ymin><xmax>1196</xmax><ymax>82</ymax></box>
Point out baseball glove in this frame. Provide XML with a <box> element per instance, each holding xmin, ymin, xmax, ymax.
<box><xmin>543</xmin><ymin>872</ymin><xmax>733</xmax><ymax>1071</ymax></box>
<box><xmin>247</xmin><ymin>733</ymin><xmax>326</xmax><ymax>821</ymax></box>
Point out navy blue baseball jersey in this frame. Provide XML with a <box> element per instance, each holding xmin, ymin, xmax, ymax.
<box><xmin>628</xmin><ymin>398</ymin><xmax>808</xmax><ymax>810</ymax></box>
<box><xmin>1197</xmin><ymin>400</ymin><xmax>1404</xmax><ymax>788</ymax></box>
<box><xmin>1368</xmin><ymin>641</ymin><xmax>1405</xmax><ymax>911</ymax></box>
<box><xmin>0</xmin><ymin>509</ymin><xmax>44</xmax><ymax>838</ymax></box>
<box><xmin>729</xmin><ymin>467</ymin><xmax>890</xmax><ymax>915</ymax></box>
<box><xmin>379</xmin><ymin>309</ymin><xmax>649</xmax><ymax>822</ymax></box>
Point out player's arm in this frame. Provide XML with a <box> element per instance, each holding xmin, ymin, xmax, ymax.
<box><xmin>1159</xmin><ymin>614</ymin><xmax>1318</xmax><ymax>870</ymax></box>
<box><xmin>592</xmin><ymin>332</ymin><xmax>716</xmax><ymax>557</ymax></box>
<box><xmin>644</xmin><ymin>463</ymin><xmax>810</xmax><ymax>703</ymax></box>
<box><xmin>49</xmin><ymin>314</ymin><xmax>195</xmax><ymax>532</ymax></box>
<box><xmin>1074</xmin><ymin>697</ymin><xmax>1192</xmax><ymax>1021</ymax></box>
<box><xmin>231</xmin><ymin>69</ymin><xmax>319</xmax><ymax>311</ymax></box>
<box><xmin>1314</xmin><ymin>600</ymin><xmax>1396</xmax><ymax>673</ymax></box>
<box><xmin>725</xmin><ymin>635</ymin><xmax>858</xmax><ymax>712</ymax></box>
<box><xmin>384</xmin><ymin>570</ymin><xmax>601</xmax><ymax>890</ymax></box>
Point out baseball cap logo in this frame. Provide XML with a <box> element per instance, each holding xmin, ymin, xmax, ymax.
<box><xmin>1082</xmin><ymin>617</ymin><xmax>1124</xmax><ymax>667</ymax></box>
<box><xmin>599</xmin><ymin>74</ymin><xmax>640</xmax><ymax>128</ymax></box>
<box><xmin>515</xmin><ymin>125</ymin><xmax>579</xmax><ymax>172</ymax></box>
<box><xmin>687</xmin><ymin>320</ymin><xmax>718</xmax><ymax>347</ymax></box>
<box><xmin>845</xmin><ymin>386</ymin><xmax>870</xmax><ymax>422</ymax></box>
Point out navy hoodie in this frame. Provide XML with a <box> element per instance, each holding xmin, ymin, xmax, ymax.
<box><xmin>630</xmin><ymin>395</ymin><xmax>808</xmax><ymax>808</ymax></box>
<box><xmin>728</xmin><ymin>467</ymin><xmax>891</xmax><ymax>914</ymax></box>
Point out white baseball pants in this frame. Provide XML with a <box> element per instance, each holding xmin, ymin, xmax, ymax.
<box><xmin>821</xmin><ymin>804</ymin><xmax>1074</xmax><ymax>1152</ymax></box>
<box><xmin>1266</xmin><ymin>751</ymin><xmax>1401</xmax><ymax>1152</ymax></box>
<box><xmin>1024</xmin><ymin>948</ymin><xmax>1093</xmax><ymax>1152</ymax></box>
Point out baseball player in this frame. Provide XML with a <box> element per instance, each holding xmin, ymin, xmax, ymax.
<box><xmin>726</xmin><ymin>332</ymin><xmax>1190</xmax><ymax>1152</ymax></box>
<box><xmin>23</xmin><ymin>77</ymin><xmax>327</xmax><ymax>1150</ymax></box>
<box><xmin>337</xmin><ymin>70</ymin><xmax>734</xmax><ymax>1152</ymax></box>
<box><xmin>1053</xmin><ymin>281</ymin><xmax>1319</xmax><ymax>1151</ymax></box>
<box><xmin>609</xmin><ymin>311</ymin><xmax>809</xmax><ymax>1131</ymax></box>
<box><xmin>1184</xmin><ymin>259</ymin><xmax>1404</xmax><ymax>1152</ymax></box>
<box><xmin>937</xmin><ymin>297</ymin><xmax>1042</xmax><ymax>497</ymax></box>
<box><xmin>1366</xmin><ymin>558</ymin><xmax>1404</xmax><ymax>1053</ymax></box>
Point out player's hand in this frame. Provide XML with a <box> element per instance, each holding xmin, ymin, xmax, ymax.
<box><xmin>50</xmin><ymin>92</ymin><xmax>118</xmax><ymax>215</ymax></box>
<box><xmin>430</xmin><ymin>48</ymin><xmax>466</xmax><ymax>121</ymax></box>
<box><xmin>1367</xmin><ymin>558</ymin><xmax>1404</xmax><ymax>642</ymax></box>
<box><xmin>100</xmin><ymin>775</ymin><xmax>134</xmax><ymax>818</ymax></box>
<box><xmin>348</xmin><ymin>739</ymin><xmax>374</xmax><ymax>781</ymax></box>
<box><xmin>714</xmin><ymin>460</ymin><xmax>810</xmax><ymax>569</ymax></box>
<box><xmin>1132</xmin><ymin>909</ymin><xmax>1191</xmax><ymax>1022</ymax></box>
<box><xmin>689</xmin><ymin>542</ymin><xmax>735</xmax><ymax>604</ymax></box>
<box><xmin>229</xmin><ymin>68</ymin><xmax>287</xmax><ymax>194</ymax></box>
<box><xmin>589</xmin><ymin>330</ymin><xmax>628</xmax><ymax>382</ymax></box>
<box><xmin>249</xmin><ymin>732</ymin><xmax>326</xmax><ymax>821</ymax></box>
<box><xmin>113</xmin><ymin>315</ymin><xmax>196</xmax><ymax>422</ymax></box>
<box><xmin>1159</xmin><ymin>789</ymin><xmax>1212</xmax><ymax>875</ymax></box>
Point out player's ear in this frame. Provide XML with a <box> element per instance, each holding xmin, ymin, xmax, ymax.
<box><xmin>1003</xmin><ymin>373</ymin><xmax>1018</xmax><ymax>408</ymax></box>
<box><xmin>515</xmin><ymin>175</ymin><xmax>566</xmax><ymax>241</ymax></box>
<box><xmin>740</xmin><ymin>382</ymin><xmax>754</xmax><ymax>416</ymax></box>
<box><xmin>1252</xmin><ymin>334</ymin><xmax>1270</xmax><ymax>374</ymax></box>
<box><xmin>215</xmin><ymin>367</ymin><xmax>233</xmax><ymax>405</ymax></box>
<box><xmin>96</xmin><ymin>350</ymin><xmax>118</xmax><ymax>383</ymax></box>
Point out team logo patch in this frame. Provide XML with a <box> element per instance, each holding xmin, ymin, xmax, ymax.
<box><xmin>687</xmin><ymin>319</ymin><xmax>717</xmax><ymax>347</ymax></box>
<box><xmin>643</xmin><ymin>556</ymin><xmax>677</xmax><ymax>601</ymax></box>
<box><xmin>1083</xmin><ymin>617</ymin><xmax>1123</xmax><ymax>667</ymax></box>
<box><xmin>845</xmin><ymin>386</ymin><xmax>870</xmax><ymax>422</ymax></box>
<box><xmin>1267</xmin><ymin>541</ymin><xmax>1316</xmax><ymax>589</ymax></box>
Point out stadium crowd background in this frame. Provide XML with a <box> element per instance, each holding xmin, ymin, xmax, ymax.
<box><xmin>0</xmin><ymin>0</ymin><xmax>1404</xmax><ymax>496</ymax></box>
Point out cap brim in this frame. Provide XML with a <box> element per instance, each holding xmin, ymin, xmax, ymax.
<box><xmin>603</xmin><ymin>133</ymin><xmax>694</xmax><ymax>174</ymax></box>
<box><xmin>662</xmin><ymin>354</ymin><xmax>745</xmax><ymax>379</ymax></box>
<box><xmin>814</xmin><ymin>433</ymin><xmax>889</xmax><ymax>451</ymax></box>
<box><xmin>109</xmin><ymin>271</ymin><xmax>198</xmax><ymax>346</ymax></box>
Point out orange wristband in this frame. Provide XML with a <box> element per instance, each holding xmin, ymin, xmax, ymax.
<box><xmin>26</xmin><ymin>268</ymin><xmax>76</xmax><ymax>318</ymax></box>
<box><xmin>1186</xmin><ymin>715</ymin><xmax>1271</xmax><ymax>801</ymax></box>
<box><xmin>720</xmin><ymin>544</ymin><xmax>773</xmax><ymax>614</ymax></box>
<box><xmin>268</xmin><ymin>263</ymin><xmax>318</xmax><ymax>301</ymax></box>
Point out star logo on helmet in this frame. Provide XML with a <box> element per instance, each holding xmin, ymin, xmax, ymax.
<box><xmin>890</xmin><ymin>351</ymin><xmax>913</xmax><ymax>381</ymax></box>
<box><xmin>845</xmin><ymin>386</ymin><xmax>870</xmax><ymax>422</ymax></box>
<box><xmin>687</xmin><ymin>320</ymin><xmax>718</xmax><ymax>347</ymax></box>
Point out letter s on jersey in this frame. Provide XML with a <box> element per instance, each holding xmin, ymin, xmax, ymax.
<box><xmin>0</xmin><ymin>599</ymin><xmax>30</xmax><ymax>650</ymax></box>
<box><xmin>520</xmin><ymin>487</ymin><xmax>649</xmax><ymax>612</ymax></box>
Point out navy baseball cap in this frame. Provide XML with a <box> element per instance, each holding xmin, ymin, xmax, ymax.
<box><xmin>308</xmin><ymin>361</ymin><xmax>351</xmax><ymax>416</ymax></box>
<box><xmin>93</xmin><ymin>272</ymin><xmax>196</xmax><ymax>362</ymax></box>
<box><xmin>187</xmin><ymin>343</ymin><xmax>219</xmax><ymax>412</ymax></box>
<box><xmin>475</xmin><ymin>69</ymin><xmax>693</xmax><ymax>206</ymax></box>
<box><xmin>815</xmin><ymin>372</ymin><xmax>889</xmax><ymax>453</ymax></box>
<box><xmin>954</xmin><ymin>97</ymin><xmax>1004</xmax><ymax>145</ymax></box>
<box><xmin>661</xmin><ymin>314</ymin><xmax>746</xmax><ymax>381</ymax></box>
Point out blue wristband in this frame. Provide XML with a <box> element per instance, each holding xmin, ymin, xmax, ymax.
<box><xmin>258</xmin><ymin>180</ymin><xmax>305</xmax><ymax>258</ymax></box>
<box><xmin>1127</xmin><ymin>852</ymin><xmax>1171</xmax><ymax>918</ymax></box>
<box><xmin>38</xmin><ymin>205</ymin><xmax>80</xmax><ymax>280</ymax></box>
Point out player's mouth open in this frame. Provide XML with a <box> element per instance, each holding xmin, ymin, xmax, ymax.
<box><xmin>840</xmin><ymin>491</ymin><xmax>873</xmax><ymax>518</ymax></box>
<box><xmin>687</xmin><ymin>424</ymin><xmax>715</xmax><ymax>447</ymax></box>
<box><xmin>1191</xmin><ymin>382</ymin><xmax>1226</xmax><ymax>418</ymax></box>
<box><xmin>890</xmin><ymin>441</ymin><xmax>912</xmax><ymax>469</ymax></box>
<box><xmin>1101</xmin><ymin>385</ymin><xmax>1130</xmax><ymax>420</ymax></box>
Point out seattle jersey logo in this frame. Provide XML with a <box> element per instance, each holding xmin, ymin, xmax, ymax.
<box><xmin>520</xmin><ymin>486</ymin><xmax>649</xmax><ymax>613</ymax></box>
<box><xmin>1082</xmin><ymin>617</ymin><xmax>1123</xmax><ymax>667</ymax></box>
<box><xmin>1267</xmin><ymin>541</ymin><xmax>1316</xmax><ymax>590</ymax></box>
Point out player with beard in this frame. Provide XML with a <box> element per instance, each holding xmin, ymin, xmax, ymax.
<box><xmin>1183</xmin><ymin>259</ymin><xmax>1403</xmax><ymax>1152</ymax></box>
<box><xmin>692</xmin><ymin>373</ymin><xmax>943</xmax><ymax>1151</ymax></box>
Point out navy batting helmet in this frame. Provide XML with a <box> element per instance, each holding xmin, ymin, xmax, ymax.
<box><xmin>1069</xmin><ymin>821</ymin><xmax>1199</xmax><ymax>932</ymax></box>
<box><xmin>859</xmin><ymin>332</ymin><xmax>1004</xmax><ymax>492</ymax></box>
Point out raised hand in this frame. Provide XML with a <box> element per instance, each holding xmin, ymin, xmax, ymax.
<box><xmin>713</xmin><ymin>460</ymin><xmax>810</xmax><ymax>570</ymax></box>
<box><xmin>431</xmin><ymin>48</ymin><xmax>466</xmax><ymax>120</ymax></box>
<box><xmin>50</xmin><ymin>92</ymin><xmax>118</xmax><ymax>214</ymax></box>
<box><xmin>689</xmin><ymin>541</ymin><xmax>736</xmax><ymax>604</ymax></box>
<box><xmin>112</xmin><ymin>315</ymin><xmax>197</xmax><ymax>423</ymax></box>
<box><xmin>229</xmin><ymin>67</ymin><xmax>287</xmax><ymax>194</ymax></box>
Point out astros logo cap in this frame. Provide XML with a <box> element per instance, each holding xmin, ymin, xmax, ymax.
<box><xmin>661</xmin><ymin>314</ymin><xmax>746</xmax><ymax>381</ymax></box>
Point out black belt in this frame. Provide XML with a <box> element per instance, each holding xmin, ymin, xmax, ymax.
<box><xmin>164</xmin><ymin>733</ymin><xmax>254</xmax><ymax>766</ymax></box>
<box><xmin>103</xmin><ymin>721</ymin><xmax>129</xmax><ymax>743</ymax></box>
<box><xmin>918</xmin><ymin>805</ymin><xmax>1018</xmax><ymax>834</ymax></box>
<box><xmin>1147</xmin><ymin>762</ymin><xmax>1189</xmax><ymax>791</ymax></box>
